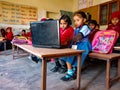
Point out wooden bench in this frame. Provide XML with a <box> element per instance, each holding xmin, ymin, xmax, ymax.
<box><xmin>88</xmin><ymin>52</ymin><xmax>120</xmax><ymax>89</ymax></box>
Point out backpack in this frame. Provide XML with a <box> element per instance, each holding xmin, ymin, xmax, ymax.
<box><xmin>11</xmin><ymin>36</ymin><xmax>28</xmax><ymax>44</ymax></box>
<box><xmin>92</xmin><ymin>30</ymin><xmax>119</xmax><ymax>54</ymax></box>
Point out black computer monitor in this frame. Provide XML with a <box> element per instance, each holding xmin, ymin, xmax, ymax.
<box><xmin>30</xmin><ymin>20</ymin><xmax>61</xmax><ymax>48</ymax></box>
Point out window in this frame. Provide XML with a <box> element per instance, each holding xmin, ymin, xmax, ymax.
<box><xmin>99</xmin><ymin>0</ymin><xmax>120</xmax><ymax>25</ymax></box>
<box><xmin>100</xmin><ymin>4</ymin><xmax>108</xmax><ymax>25</ymax></box>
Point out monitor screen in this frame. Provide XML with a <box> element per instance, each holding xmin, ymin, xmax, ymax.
<box><xmin>30</xmin><ymin>20</ymin><xmax>61</xmax><ymax>48</ymax></box>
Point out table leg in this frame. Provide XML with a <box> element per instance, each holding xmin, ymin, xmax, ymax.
<box><xmin>12</xmin><ymin>44</ymin><xmax>15</xmax><ymax>60</ymax></box>
<box><xmin>17</xmin><ymin>46</ymin><xmax>19</xmax><ymax>54</ymax></box>
<box><xmin>4</xmin><ymin>41</ymin><xmax>6</xmax><ymax>55</ymax></box>
<box><xmin>77</xmin><ymin>54</ymin><xmax>82</xmax><ymax>90</ymax></box>
<box><xmin>41</xmin><ymin>58</ymin><xmax>47</xmax><ymax>90</ymax></box>
<box><xmin>106</xmin><ymin>60</ymin><xmax>111</xmax><ymax>89</ymax></box>
<box><xmin>118</xmin><ymin>58</ymin><xmax>120</xmax><ymax>81</ymax></box>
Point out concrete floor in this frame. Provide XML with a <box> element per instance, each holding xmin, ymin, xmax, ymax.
<box><xmin>0</xmin><ymin>50</ymin><xmax>120</xmax><ymax>90</ymax></box>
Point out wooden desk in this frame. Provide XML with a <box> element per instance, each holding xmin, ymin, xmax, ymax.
<box><xmin>114</xmin><ymin>46</ymin><xmax>120</xmax><ymax>51</ymax></box>
<box><xmin>12</xmin><ymin>44</ymin><xmax>84</xmax><ymax>90</ymax></box>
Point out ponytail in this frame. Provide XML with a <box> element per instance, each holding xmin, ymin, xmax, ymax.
<box><xmin>85</xmin><ymin>12</ymin><xmax>91</xmax><ymax>23</ymax></box>
<box><xmin>74</xmin><ymin>11</ymin><xmax>91</xmax><ymax>23</ymax></box>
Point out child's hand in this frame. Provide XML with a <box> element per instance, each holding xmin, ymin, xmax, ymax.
<box><xmin>72</xmin><ymin>33</ymin><xmax>83</xmax><ymax>42</ymax></box>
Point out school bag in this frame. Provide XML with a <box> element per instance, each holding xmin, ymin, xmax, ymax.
<box><xmin>92</xmin><ymin>30</ymin><xmax>119</xmax><ymax>54</ymax></box>
<box><xmin>11</xmin><ymin>36</ymin><xmax>28</xmax><ymax>44</ymax></box>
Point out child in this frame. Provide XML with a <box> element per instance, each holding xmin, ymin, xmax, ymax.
<box><xmin>96</xmin><ymin>24</ymin><xmax>100</xmax><ymax>30</ymax></box>
<box><xmin>0</xmin><ymin>27</ymin><xmax>13</xmax><ymax>50</ymax></box>
<box><xmin>50</xmin><ymin>15</ymin><xmax>74</xmax><ymax>73</ymax></box>
<box><xmin>88</xmin><ymin>20</ymin><xmax>100</xmax><ymax>43</ymax></box>
<box><xmin>0</xmin><ymin>28</ymin><xmax>6</xmax><ymax>51</ymax></box>
<box><xmin>106</xmin><ymin>11</ymin><xmax>120</xmax><ymax>46</ymax></box>
<box><xmin>0</xmin><ymin>28</ymin><xmax>6</xmax><ymax>37</ymax></box>
<box><xmin>5</xmin><ymin>27</ymin><xmax>13</xmax><ymax>41</ymax></box>
<box><xmin>60</xmin><ymin>11</ymin><xmax>92</xmax><ymax>81</ymax></box>
<box><xmin>5</xmin><ymin>27</ymin><xmax>13</xmax><ymax>49</ymax></box>
<box><xmin>21</xmin><ymin>29</ymin><xmax>27</xmax><ymax>37</ymax></box>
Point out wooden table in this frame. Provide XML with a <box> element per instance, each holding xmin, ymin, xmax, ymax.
<box><xmin>114</xmin><ymin>46</ymin><xmax>120</xmax><ymax>51</ymax></box>
<box><xmin>12</xmin><ymin>44</ymin><xmax>84</xmax><ymax>90</ymax></box>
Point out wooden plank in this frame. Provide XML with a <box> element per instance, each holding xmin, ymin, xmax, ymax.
<box><xmin>80</xmin><ymin>5</ymin><xmax>99</xmax><ymax>23</ymax></box>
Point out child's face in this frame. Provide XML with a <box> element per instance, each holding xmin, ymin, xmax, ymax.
<box><xmin>111</xmin><ymin>17</ymin><xmax>119</xmax><ymax>25</ymax></box>
<box><xmin>22</xmin><ymin>31</ymin><xmax>25</xmax><ymax>34</ymax></box>
<box><xmin>60</xmin><ymin>19</ymin><xmax>68</xmax><ymax>30</ymax></box>
<box><xmin>73</xmin><ymin>15</ymin><xmax>86</xmax><ymax>28</ymax></box>
<box><xmin>6</xmin><ymin>29</ymin><xmax>10</xmax><ymax>32</ymax></box>
<box><xmin>89</xmin><ymin>23</ymin><xmax>95</xmax><ymax>30</ymax></box>
<box><xmin>96</xmin><ymin>25</ymin><xmax>99</xmax><ymax>29</ymax></box>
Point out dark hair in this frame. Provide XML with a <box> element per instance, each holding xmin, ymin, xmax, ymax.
<box><xmin>6</xmin><ymin>27</ymin><xmax>12</xmax><ymax>32</ymax></box>
<box><xmin>73</xmin><ymin>11</ymin><xmax>91</xmax><ymax>22</ymax></box>
<box><xmin>96</xmin><ymin>24</ymin><xmax>100</xmax><ymax>28</ymax></box>
<box><xmin>0</xmin><ymin>28</ymin><xmax>6</xmax><ymax>37</ymax></box>
<box><xmin>86</xmin><ymin>12</ymin><xmax>91</xmax><ymax>22</ymax></box>
<box><xmin>22</xmin><ymin>30</ymin><xmax>26</xmax><ymax>32</ymax></box>
<box><xmin>88</xmin><ymin>20</ymin><xmax>97</xmax><ymax>26</ymax></box>
<box><xmin>47</xmin><ymin>18</ymin><xmax>54</xmax><ymax>21</ymax></box>
<box><xmin>59</xmin><ymin>15</ymin><xmax>72</xmax><ymax>25</ymax></box>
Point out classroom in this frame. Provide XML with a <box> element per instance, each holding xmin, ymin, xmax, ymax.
<box><xmin>0</xmin><ymin>0</ymin><xmax>120</xmax><ymax>90</ymax></box>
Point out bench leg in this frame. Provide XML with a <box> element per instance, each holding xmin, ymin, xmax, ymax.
<box><xmin>12</xmin><ymin>44</ymin><xmax>14</xmax><ymax>60</ymax></box>
<box><xmin>118</xmin><ymin>58</ymin><xmax>120</xmax><ymax>81</ymax></box>
<box><xmin>106</xmin><ymin>60</ymin><xmax>111</xmax><ymax>89</ymax></box>
<box><xmin>4</xmin><ymin>41</ymin><xmax>6</xmax><ymax>55</ymax></box>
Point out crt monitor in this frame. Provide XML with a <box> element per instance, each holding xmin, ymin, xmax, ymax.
<box><xmin>30</xmin><ymin>20</ymin><xmax>60</xmax><ymax>48</ymax></box>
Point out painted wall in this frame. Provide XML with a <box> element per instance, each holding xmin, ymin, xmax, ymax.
<box><xmin>2</xmin><ymin>0</ymin><xmax>112</xmax><ymax>21</ymax></box>
<box><xmin>2</xmin><ymin>0</ymin><xmax>74</xmax><ymax>19</ymax></box>
<box><xmin>93</xmin><ymin>0</ymin><xmax>112</xmax><ymax>6</ymax></box>
<box><xmin>73</xmin><ymin>0</ymin><xmax>112</xmax><ymax>11</ymax></box>
<box><xmin>0</xmin><ymin>0</ymin><xmax>74</xmax><ymax>34</ymax></box>
<box><xmin>0</xmin><ymin>0</ymin><xmax>114</xmax><ymax>34</ymax></box>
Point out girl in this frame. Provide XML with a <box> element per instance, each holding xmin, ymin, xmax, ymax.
<box><xmin>21</xmin><ymin>29</ymin><xmax>27</xmax><ymax>37</ymax></box>
<box><xmin>50</xmin><ymin>15</ymin><xmax>74</xmax><ymax>73</ymax></box>
<box><xmin>0</xmin><ymin>28</ymin><xmax>6</xmax><ymax>51</ymax></box>
<box><xmin>5</xmin><ymin>27</ymin><xmax>13</xmax><ymax>49</ymax></box>
<box><xmin>60</xmin><ymin>11</ymin><xmax>92</xmax><ymax>81</ymax></box>
<box><xmin>60</xmin><ymin>15</ymin><xmax>74</xmax><ymax>47</ymax></box>
<box><xmin>106</xmin><ymin>11</ymin><xmax>120</xmax><ymax>46</ymax></box>
<box><xmin>88</xmin><ymin>20</ymin><xmax>100</xmax><ymax>43</ymax></box>
<box><xmin>106</xmin><ymin>11</ymin><xmax>120</xmax><ymax>34</ymax></box>
<box><xmin>0</xmin><ymin>28</ymin><xmax>6</xmax><ymax>37</ymax></box>
<box><xmin>5</xmin><ymin>27</ymin><xmax>13</xmax><ymax>41</ymax></box>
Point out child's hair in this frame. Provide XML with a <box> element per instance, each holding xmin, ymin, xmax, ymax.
<box><xmin>22</xmin><ymin>29</ymin><xmax>26</xmax><ymax>32</ymax></box>
<box><xmin>6</xmin><ymin>27</ymin><xmax>12</xmax><ymax>32</ymax></box>
<box><xmin>47</xmin><ymin>18</ymin><xmax>54</xmax><ymax>21</ymax></box>
<box><xmin>1</xmin><ymin>28</ymin><xmax>6</xmax><ymax>33</ymax></box>
<box><xmin>0</xmin><ymin>28</ymin><xmax>6</xmax><ymax>37</ymax></box>
<box><xmin>96</xmin><ymin>24</ymin><xmax>100</xmax><ymax>29</ymax></box>
<box><xmin>59</xmin><ymin>15</ymin><xmax>72</xmax><ymax>25</ymax></box>
<box><xmin>73</xmin><ymin>11</ymin><xmax>91</xmax><ymax>22</ymax></box>
<box><xmin>88</xmin><ymin>20</ymin><xmax>98</xmax><ymax>30</ymax></box>
<box><xmin>88</xmin><ymin>20</ymin><xmax>97</xmax><ymax>26</ymax></box>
